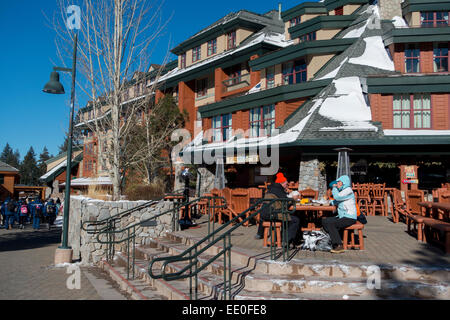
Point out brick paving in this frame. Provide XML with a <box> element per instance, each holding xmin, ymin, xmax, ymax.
<box><xmin>0</xmin><ymin>225</ymin><xmax>127</xmax><ymax>300</ymax></box>
<box><xmin>184</xmin><ymin>214</ymin><xmax>450</xmax><ymax>268</ymax></box>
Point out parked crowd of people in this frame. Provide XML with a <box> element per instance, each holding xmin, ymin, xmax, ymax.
<box><xmin>0</xmin><ymin>196</ymin><xmax>62</xmax><ymax>230</ymax></box>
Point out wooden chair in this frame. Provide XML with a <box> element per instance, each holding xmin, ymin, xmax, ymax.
<box><xmin>356</xmin><ymin>184</ymin><xmax>372</xmax><ymax>216</ymax></box>
<box><xmin>372</xmin><ymin>183</ymin><xmax>386</xmax><ymax>216</ymax></box>
<box><xmin>262</xmin><ymin>221</ymin><xmax>282</xmax><ymax>248</ymax></box>
<box><xmin>392</xmin><ymin>189</ymin><xmax>407</xmax><ymax>223</ymax></box>
<box><xmin>406</xmin><ymin>190</ymin><xmax>426</xmax><ymax>241</ymax></box>
<box><xmin>438</xmin><ymin>190</ymin><xmax>450</xmax><ymax>204</ymax></box>
<box><xmin>342</xmin><ymin>222</ymin><xmax>364</xmax><ymax>250</ymax></box>
<box><xmin>248</xmin><ymin>187</ymin><xmax>263</xmax><ymax>223</ymax></box>
<box><xmin>299</xmin><ymin>188</ymin><xmax>318</xmax><ymax>200</ymax></box>
<box><xmin>230</xmin><ymin>188</ymin><xmax>250</xmax><ymax>226</ymax></box>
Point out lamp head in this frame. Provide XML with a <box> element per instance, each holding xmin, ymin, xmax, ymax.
<box><xmin>43</xmin><ymin>71</ymin><xmax>65</xmax><ymax>94</ymax></box>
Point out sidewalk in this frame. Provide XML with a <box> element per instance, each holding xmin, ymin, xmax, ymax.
<box><xmin>0</xmin><ymin>224</ymin><xmax>128</xmax><ymax>300</ymax></box>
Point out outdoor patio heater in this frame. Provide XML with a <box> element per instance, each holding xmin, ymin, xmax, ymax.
<box><xmin>334</xmin><ymin>147</ymin><xmax>353</xmax><ymax>183</ymax></box>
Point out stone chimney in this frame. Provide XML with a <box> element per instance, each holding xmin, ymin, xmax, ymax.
<box><xmin>378</xmin><ymin>0</ymin><xmax>403</xmax><ymax>20</ymax></box>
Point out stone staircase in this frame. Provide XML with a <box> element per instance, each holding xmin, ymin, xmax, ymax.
<box><xmin>99</xmin><ymin>231</ymin><xmax>450</xmax><ymax>300</ymax></box>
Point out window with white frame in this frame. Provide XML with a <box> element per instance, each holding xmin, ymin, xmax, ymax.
<box><xmin>393</xmin><ymin>94</ymin><xmax>431</xmax><ymax>129</ymax></box>
<box><xmin>212</xmin><ymin>113</ymin><xmax>232</xmax><ymax>141</ymax></box>
<box><xmin>250</xmin><ymin>105</ymin><xmax>275</xmax><ymax>137</ymax></box>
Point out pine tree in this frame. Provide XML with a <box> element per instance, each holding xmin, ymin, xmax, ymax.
<box><xmin>0</xmin><ymin>143</ymin><xmax>20</xmax><ymax>169</ymax></box>
<box><xmin>38</xmin><ymin>147</ymin><xmax>52</xmax><ymax>178</ymax></box>
<box><xmin>20</xmin><ymin>147</ymin><xmax>40</xmax><ymax>186</ymax></box>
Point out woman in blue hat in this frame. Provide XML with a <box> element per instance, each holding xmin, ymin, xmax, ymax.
<box><xmin>322</xmin><ymin>175</ymin><xmax>357</xmax><ymax>253</ymax></box>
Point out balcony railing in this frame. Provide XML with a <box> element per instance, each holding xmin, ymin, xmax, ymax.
<box><xmin>222</xmin><ymin>73</ymin><xmax>250</xmax><ymax>93</ymax></box>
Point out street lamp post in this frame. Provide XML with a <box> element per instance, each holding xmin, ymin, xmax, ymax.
<box><xmin>43</xmin><ymin>33</ymin><xmax>78</xmax><ymax>264</ymax></box>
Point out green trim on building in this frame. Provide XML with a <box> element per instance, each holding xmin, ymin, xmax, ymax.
<box><xmin>383</xmin><ymin>26</ymin><xmax>450</xmax><ymax>46</ymax></box>
<box><xmin>42</xmin><ymin>152</ymin><xmax>84</xmax><ymax>183</ymax></box>
<box><xmin>44</xmin><ymin>146</ymin><xmax>84</xmax><ymax>165</ymax></box>
<box><xmin>198</xmin><ymin>79</ymin><xmax>331</xmax><ymax>118</ymax></box>
<box><xmin>281</xmin><ymin>0</ymin><xmax>369</xmax><ymax>21</ymax></box>
<box><xmin>282</xmin><ymin>3</ymin><xmax>327</xmax><ymax>22</ymax></box>
<box><xmin>365</xmin><ymin>74</ymin><xmax>450</xmax><ymax>94</ymax></box>
<box><xmin>284</xmin><ymin>135</ymin><xmax>450</xmax><ymax>147</ymax></box>
<box><xmin>249</xmin><ymin>38</ymin><xmax>355</xmax><ymax>71</ymax></box>
<box><xmin>171</xmin><ymin>18</ymin><xmax>267</xmax><ymax>55</ymax></box>
<box><xmin>401</xmin><ymin>0</ymin><xmax>450</xmax><ymax>14</ymax></box>
<box><xmin>162</xmin><ymin>43</ymin><xmax>279</xmax><ymax>89</ymax></box>
<box><xmin>288</xmin><ymin>15</ymin><xmax>356</xmax><ymax>39</ymax></box>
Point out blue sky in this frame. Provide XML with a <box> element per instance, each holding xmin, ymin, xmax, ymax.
<box><xmin>0</xmin><ymin>0</ymin><xmax>309</xmax><ymax>161</ymax></box>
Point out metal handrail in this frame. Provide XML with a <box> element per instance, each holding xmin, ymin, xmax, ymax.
<box><xmin>95</xmin><ymin>195</ymin><xmax>227</xmax><ymax>280</ymax></box>
<box><xmin>148</xmin><ymin>197</ymin><xmax>296</xmax><ymax>300</ymax></box>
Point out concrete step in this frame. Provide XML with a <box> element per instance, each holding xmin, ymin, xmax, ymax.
<box><xmin>242</xmin><ymin>273</ymin><xmax>449</xmax><ymax>299</ymax></box>
<box><xmin>254</xmin><ymin>258</ymin><xmax>450</xmax><ymax>283</ymax></box>
<box><xmin>233</xmin><ymin>290</ymin><xmax>418</xmax><ymax>300</ymax></box>
<box><xmin>115</xmin><ymin>251</ymin><xmax>211</xmax><ymax>300</ymax></box>
<box><xmin>99</xmin><ymin>259</ymin><xmax>167</xmax><ymax>300</ymax></box>
<box><xmin>169</xmin><ymin>231</ymin><xmax>450</xmax><ymax>284</ymax></box>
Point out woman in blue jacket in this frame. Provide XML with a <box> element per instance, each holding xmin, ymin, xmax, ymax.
<box><xmin>322</xmin><ymin>175</ymin><xmax>357</xmax><ymax>253</ymax></box>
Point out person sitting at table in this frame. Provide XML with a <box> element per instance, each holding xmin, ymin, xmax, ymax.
<box><xmin>322</xmin><ymin>175</ymin><xmax>357</xmax><ymax>254</ymax></box>
<box><xmin>255</xmin><ymin>172</ymin><xmax>301</xmax><ymax>247</ymax></box>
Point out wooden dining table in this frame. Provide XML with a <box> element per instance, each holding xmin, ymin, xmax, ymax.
<box><xmin>418</xmin><ymin>201</ymin><xmax>450</xmax><ymax>221</ymax></box>
<box><xmin>295</xmin><ymin>203</ymin><xmax>336</xmax><ymax>231</ymax></box>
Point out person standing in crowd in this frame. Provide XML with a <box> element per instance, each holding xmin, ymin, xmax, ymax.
<box><xmin>44</xmin><ymin>198</ymin><xmax>57</xmax><ymax>230</ymax></box>
<box><xmin>55</xmin><ymin>198</ymin><xmax>61</xmax><ymax>214</ymax></box>
<box><xmin>31</xmin><ymin>198</ymin><xmax>44</xmax><ymax>230</ymax></box>
<box><xmin>255</xmin><ymin>172</ymin><xmax>301</xmax><ymax>248</ymax></box>
<box><xmin>3</xmin><ymin>197</ymin><xmax>16</xmax><ymax>230</ymax></box>
<box><xmin>18</xmin><ymin>198</ymin><xmax>29</xmax><ymax>229</ymax></box>
<box><xmin>322</xmin><ymin>175</ymin><xmax>357</xmax><ymax>254</ymax></box>
<box><xmin>0</xmin><ymin>199</ymin><xmax>6</xmax><ymax>228</ymax></box>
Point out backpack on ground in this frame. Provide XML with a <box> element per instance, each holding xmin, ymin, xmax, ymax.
<box><xmin>300</xmin><ymin>230</ymin><xmax>332</xmax><ymax>252</ymax></box>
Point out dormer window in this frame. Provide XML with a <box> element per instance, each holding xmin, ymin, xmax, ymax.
<box><xmin>290</xmin><ymin>16</ymin><xmax>301</xmax><ymax>27</ymax></box>
<box><xmin>180</xmin><ymin>53</ymin><xmax>186</xmax><ymax>68</ymax></box>
<box><xmin>335</xmin><ymin>6</ymin><xmax>343</xmax><ymax>16</ymax></box>
<box><xmin>207</xmin><ymin>38</ymin><xmax>217</xmax><ymax>56</ymax></box>
<box><xmin>192</xmin><ymin>46</ymin><xmax>201</xmax><ymax>62</ymax></box>
<box><xmin>227</xmin><ymin>31</ymin><xmax>236</xmax><ymax>50</ymax></box>
<box><xmin>421</xmin><ymin>11</ymin><xmax>449</xmax><ymax>27</ymax></box>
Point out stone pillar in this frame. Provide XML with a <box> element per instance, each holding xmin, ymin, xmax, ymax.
<box><xmin>379</xmin><ymin>0</ymin><xmax>402</xmax><ymax>20</ymax></box>
<box><xmin>298</xmin><ymin>156</ymin><xmax>327</xmax><ymax>198</ymax></box>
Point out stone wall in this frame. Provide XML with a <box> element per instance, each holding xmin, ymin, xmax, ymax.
<box><xmin>298</xmin><ymin>156</ymin><xmax>327</xmax><ymax>198</ymax></box>
<box><xmin>197</xmin><ymin>167</ymin><xmax>216</xmax><ymax>196</ymax></box>
<box><xmin>68</xmin><ymin>196</ymin><xmax>175</xmax><ymax>264</ymax></box>
<box><xmin>379</xmin><ymin>0</ymin><xmax>402</xmax><ymax>20</ymax></box>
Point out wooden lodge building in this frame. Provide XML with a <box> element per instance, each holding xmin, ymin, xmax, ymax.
<box><xmin>72</xmin><ymin>0</ymin><xmax>450</xmax><ymax>196</ymax></box>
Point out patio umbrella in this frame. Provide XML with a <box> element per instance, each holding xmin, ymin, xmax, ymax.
<box><xmin>214</xmin><ymin>158</ymin><xmax>226</xmax><ymax>190</ymax></box>
<box><xmin>335</xmin><ymin>147</ymin><xmax>353</xmax><ymax>183</ymax></box>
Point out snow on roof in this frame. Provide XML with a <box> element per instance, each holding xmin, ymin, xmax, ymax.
<box><xmin>348</xmin><ymin>36</ymin><xmax>394</xmax><ymax>71</ymax></box>
<box><xmin>318</xmin><ymin>77</ymin><xmax>378</xmax><ymax>132</ymax></box>
<box><xmin>149</xmin><ymin>31</ymin><xmax>291</xmax><ymax>87</ymax></box>
<box><xmin>60</xmin><ymin>177</ymin><xmax>112</xmax><ymax>186</ymax></box>
<box><xmin>40</xmin><ymin>160</ymin><xmax>67</xmax><ymax>180</ymax></box>
<box><xmin>392</xmin><ymin>16</ymin><xmax>408</xmax><ymax>28</ymax></box>
<box><xmin>315</xmin><ymin>57</ymin><xmax>348</xmax><ymax>81</ymax></box>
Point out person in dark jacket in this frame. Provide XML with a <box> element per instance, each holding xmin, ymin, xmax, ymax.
<box><xmin>44</xmin><ymin>199</ymin><xmax>57</xmax><ymax>229</ymax></box>
<box><xmin>255</xmin><ymin>173</ymin><xmax>301</xmax><ymax>247</ymax></box>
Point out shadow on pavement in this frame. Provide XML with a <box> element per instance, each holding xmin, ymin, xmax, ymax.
<box><xmin>0</xmin><ymin>227</ymin><xmax>62</xmax><ymax>252</ymax></box>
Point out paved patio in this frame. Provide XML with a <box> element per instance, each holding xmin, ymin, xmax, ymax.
<box><xmin>184</xmin><ymin>214</ymin><xmax>450</xmax><ymax>268</ymax></box>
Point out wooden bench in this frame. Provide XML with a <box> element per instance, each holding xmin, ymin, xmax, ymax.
<box><xmin>262</xmin><ymin>221</ymin><xmax>282</xmax><ymax>248</ymax></box>
<box><xmin>342</xmin><ymin>222</ymin><xmax>364</xmax><ymax>250</ymax></box>
<box><xmin>423</xmin><ymin>219</ymin><xmax>450</xmax><ymax>254</ymax></box>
